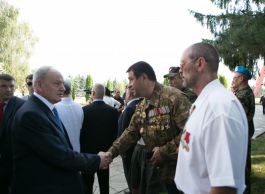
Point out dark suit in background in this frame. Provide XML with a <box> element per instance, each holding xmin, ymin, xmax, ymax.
<box><xmin>0</xmin><ymin>97</ymin><xmax>24</xmax><ymax>194</ymax></box>
<box><xmin>80</xmin><ymin>99</ymin><xmax>118</xmax><ymax>194</ymax></box>
<box><xmin>118</xmin><ymin>96</ymin><xmax>139</xmax><ymax>193</ymax></box>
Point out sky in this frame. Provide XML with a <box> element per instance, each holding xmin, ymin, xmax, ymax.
<box><xmin>8</xmin><ymin>0</ymin><xmax>238</xmax><ymax>86</ymax></box>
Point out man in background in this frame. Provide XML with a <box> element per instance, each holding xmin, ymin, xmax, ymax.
<box><xmin>80</xmin><ymin>83</ymin><xmax>118</xmax><ymax>194</ymax></box>
<box><xmin>21</xmin><ymin>74</ymin><xmax>33</xmax><ymax>100</ymax></box>
<box><xmin>114</xmin><ymin>89</ymin><xmax>125</xmax><ymax>118</ymax></box>
<box><xmin>232</xmin><ymin>66</ymin><xmax>255</xmax><ymax>194</ymax></box>
<box><xmin>117</xmin><ymin>87</ymin><xmax>139</xmax><ymax>194</ymax></box>
<box><xmin>103</xmin><ymin>87</ymin><xmax>121</xmax><ymax>109</ymax></box>
<box><xmin>0</xmin><ymin>74</ymin><xmax>25</xmax><ymax>194</ymax></box>
<box><xmin>175</xmin><ymin>42</ymin><xmax>248</xmax><ymax>194</ymax></box>
<box><xmin>164</xmin><ymin>66</ymin><xmax>197</xmax><ymax>103</ymax></box>
<box><xmin>11</xmin><ymin>66</ymin><xmax>109</xmax><ymax>194</ymax></box>
<box><xmin>260</xmin><ymin>93</ymin><xmax>265</xmax><ymax>115</ymax></box>
<box><xmin>55</xmin><ymin>78</ymin><xmax>84</xmax><ymax>152</ymax></box>
<box><xmin>122</xmin><ymin>85</ymin><xmax>128</xmax><ymax>101</ymax></box>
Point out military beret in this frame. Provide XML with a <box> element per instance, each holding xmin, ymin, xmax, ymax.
<box><xmin>235</xmin><ymin>66</ymin><xmax>252</xmax><ymax>80</ymax></box>
<box><xmin>163</xmin><ymin>66</ymin><xmax>180</xmax><ymax>78</ymax></box>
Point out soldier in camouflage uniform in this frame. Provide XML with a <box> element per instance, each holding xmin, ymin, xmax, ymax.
<box><xmin>232</xmin><ymin>66</ymin><xmax>255</xmax><ymax>194</ymax></box>
<box><xmin>163</xmin><ymin>66</ymin><xmax>197</xmax><ymax>103</ymax></box>
<box><xmin>106</xmin><ymin>61</ymin><xmax>190</xmax><ymax>194</ymax></box>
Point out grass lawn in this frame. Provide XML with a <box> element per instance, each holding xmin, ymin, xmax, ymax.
<box><xmin>251</xmin><ymin>133</ymin><xmax>265</xmax><ymax>193</ymax></box>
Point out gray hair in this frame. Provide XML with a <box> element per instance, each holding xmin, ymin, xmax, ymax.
<box><xmin>92</xmin><ymin>83</ymin><xmax>105</xmax><ymax>99</ymax></box>
<box><xmin>64</xmin><ymin>78</ymin><xmax>72</xmax><ymax>95</ymax></box>
<box><xmin>188</xmin><ymin>42</ymin><xmax>219</xmax><ymax>72</ymax></box>
<box><xmin>33</xmin><ymin>66</ymin><xmax>54</xmax><ymax>87</ymax></box>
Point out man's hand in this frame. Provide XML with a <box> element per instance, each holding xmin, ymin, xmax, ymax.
<box><xmin>98</xmin><ymin>152</ymin><xmax>113</xmax><ymax>170</ymax></box>
<box><xmin>105</xmin><ymin>152</ymin><xmax>113</xmax><ymax>159</ymax></box>
<box><xmin>150</xmin><ymin>147</ymin><xmax>164</xmax><ymax>165</ymax></box>
<box><xmin>118</xmin><ymin>106</ymin><xmax>124</xmax><ymax>113</ymax></box>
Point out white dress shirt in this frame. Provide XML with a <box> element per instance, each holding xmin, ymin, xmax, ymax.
<box><xmin>103</xmin><ymin>96</ymin><xmax>121</xmax><ymax>109</ymax></box>
<box><xmin>175</xmin><ymin>79</ymin><xmax>248</xmax><ymax>194</ymax></box>
<box><xmin>55</xmin><ymin>97</ymin><xmax>84</xmax><ymax>152</ymax></box>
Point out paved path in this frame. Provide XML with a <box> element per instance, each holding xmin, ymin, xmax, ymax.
<box><xmin>93</xmin><ymin>156</ymin><xmax>127</xmax><ymax>194</ymax></box>
<box><xmin>253</xmin><ymin>104</ymin><xmax>265</xmax><ymax>138</ymax></box>
<box><xmin>91</xmin><ymin>104</ymin><xmax>265</xmax><ymax>194</ymax></box>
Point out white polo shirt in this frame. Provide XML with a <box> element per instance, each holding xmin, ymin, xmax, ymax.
<box><xmin>175</xmin><ymin>79</ymin><xmax>248</xmax><ymax>194</ymax></box>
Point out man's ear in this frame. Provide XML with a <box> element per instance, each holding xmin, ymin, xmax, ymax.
<box><xmin>142</xmin><ymin>73</ymin><xmax>147</xmax><ymax>81</ymax></box>
<box><xmin>34</xmin><ymin>80</ymin><xmax>41</xmax><ymax>90</ymax></box>
<box><xmin>197</xmin><ymin>57</ymin><xmax>206</xmax><ymax>71</ymax></box>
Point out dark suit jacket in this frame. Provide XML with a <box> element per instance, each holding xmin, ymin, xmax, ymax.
<box><xmin>260</xmin><ymin>96</ymin><xmax>265</xmax><ymax>105</ymax></box>
<box><xmin>117</xmin><ymin>99</ymin><xmax>139</xmax><ymax>178</ymax></box>
<box><xmin>117</xmin><ymin>98</ymin><xmax>139</xmax><ymax>137</ymax></box>
<box><xmin>0</xmin><ymin>96</ymin><xmax>25</xmax><ymax>181</ymax></box>
<box><xmin>11</xmin><ymin>95</ymin><xmax>100</xmax><ymax>194</ymax></box>
<box><xmin>80</xmin><ymin>100</ymin><xmax>118</xmax><ymax>154</ymax></box>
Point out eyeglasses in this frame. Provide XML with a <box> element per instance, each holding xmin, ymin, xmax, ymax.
<box><xmin>27</xmin><ymin>82</ymin><xmax>33</xmax><ymax>86</ymax></box>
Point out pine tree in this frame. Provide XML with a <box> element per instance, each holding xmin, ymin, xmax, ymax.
<box><xmin>85</xmin><ymin>75</ymin><xmax>93</xmax><ymax>102</ymax></box>
<box><xmin>190</xmin><ymin>0</ymin><xmax>265</xmax><ymax>77</ymax></box>
<box><xmin>71</xmin><ymin>80</ymin><xmax>76</xmax><ymax>100</ymax></box>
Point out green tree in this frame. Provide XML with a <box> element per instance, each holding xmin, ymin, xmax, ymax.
<box><xmin>190</xmin><ymin>0</ymin><xmax>265</xmax><ymax>77</ymax></box>
<box><xmin>106</xmin><ymin>79</ymin><xmax>113</xmax><ymax>92</ymax></box>
<box><xmin>218</xmin><ymin>74</ymin><xmax>228</xmax><ymax>88</ymax></box>
<box><xmin>163</xmin><ymin>78</ymin><xmax>169</xmax><ymax>86</ymax></box>
<box><xmin>113</xmin><ymin>78</ymin><xmax>118</xmax><ymax>91</ymax></box>
<box><xmin>85</xmin><ymin>75</ymin><xmax>93</xmax><ymax>102</ymax></box>
<box><xmin>0</xmin><ymin>1</ymin><xmax>38</xmax><ymax>89</ymax></box>
<box><xmin>71</xmin><ymin>80</ymin><xmax>76</xmax><ymax>100</ymax></box>
<box><xmin>115</xmin><ymin>82</ymin><xmax>126</xmax><ymax>95</ymax></box>
<box><xmin>72</xmin><ymin>74</ymin><xmax>86</xmax><ymax>97</ymax></box>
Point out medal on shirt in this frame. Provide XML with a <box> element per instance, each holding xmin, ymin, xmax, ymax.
<box><xmin>179</xmin><ymin>105</ymin><xmax>196</xmax><ymax>152</ymax></box>
<box><xmin>184</xmin><ymin>131</ymin><xmax>190</xmax><ymax>151</ymax></box>
<box><xmin>180</xmin><ymin>131</ymin><xmax>190</xmax><ymax>152</ymax></box>
<box><xmin>136</xmin><ymin>99</ymin><xmax>147</xmax><ymax>125</ymax></box>
<box><xmin>147</xmin><ymin>105</ymin><xmax>170</xmax><ymax>131</ymax></box>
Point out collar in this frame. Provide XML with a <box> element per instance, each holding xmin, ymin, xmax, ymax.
<box><xmin>193</xmin><ymin>79</ymin><xmax>219</xmax><ymax>108</ymax></box>
<box><xmin>127</xmin><ymin>98</ymin><xmax>139</xmax><ymax>106</ymax></box>
<box><xmin>148</xmin><ymin>82</ymin><xmax>164</xmax><ymax>107</ymax></box>
<box><xmin>33</xmin><ymin>92</ymin><xmax>54</xmax><ymax>111</ymax></box>
<box><xmin>60</xmin><ymin>97</ymin><xmax>72</xmax><ymax>102</ymax></box>
<box><xmin>93</xmin><ymin>99</ymin><xmax>104</xmax><ymax>102</ymax></box>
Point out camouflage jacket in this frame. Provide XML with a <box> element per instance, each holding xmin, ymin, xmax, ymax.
<box><xmin>108</xmin><ymin>82</ymin><xmax>190</xmax><ymax>182</ymax></box>
<box><xmin>235</xmin><ymin>85</ymin><xmax>255</xmax><ymax>138</ymax></box>
<box><xmin>181</xmin><ymin>87</ymin><xmax>197</xmax><ymax>103</ymax></box>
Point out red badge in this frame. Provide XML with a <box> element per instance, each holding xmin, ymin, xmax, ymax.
<box><xmin>184</xmin><ymin>132</ymin><xmax>190</xmax><ymax>143</ymax></box>
<box><xmin>157</xmin><ymin>108</ymin><xmax>162</xmax><ymax>115</ymax></box>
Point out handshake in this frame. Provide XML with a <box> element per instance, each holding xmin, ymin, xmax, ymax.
<box><xmin>98</xmin><ymin>152</ymin><xmax>113</xmax><ymax>170</ymax></box>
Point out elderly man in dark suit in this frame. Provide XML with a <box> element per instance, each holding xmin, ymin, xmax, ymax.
<box><xmin>80</xmin><ymin>83</ymin><xmax>118</xmax><ymax>194</ymax></box>
<box><xmin>0</xmin><ymin>74</ymin><xmax>25</xmax><ymax>194</ymax></box>
<box><xmin>11</xmin><ymin>66</ymin><xmax>110</xmax><ymax>194</ymax></box>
